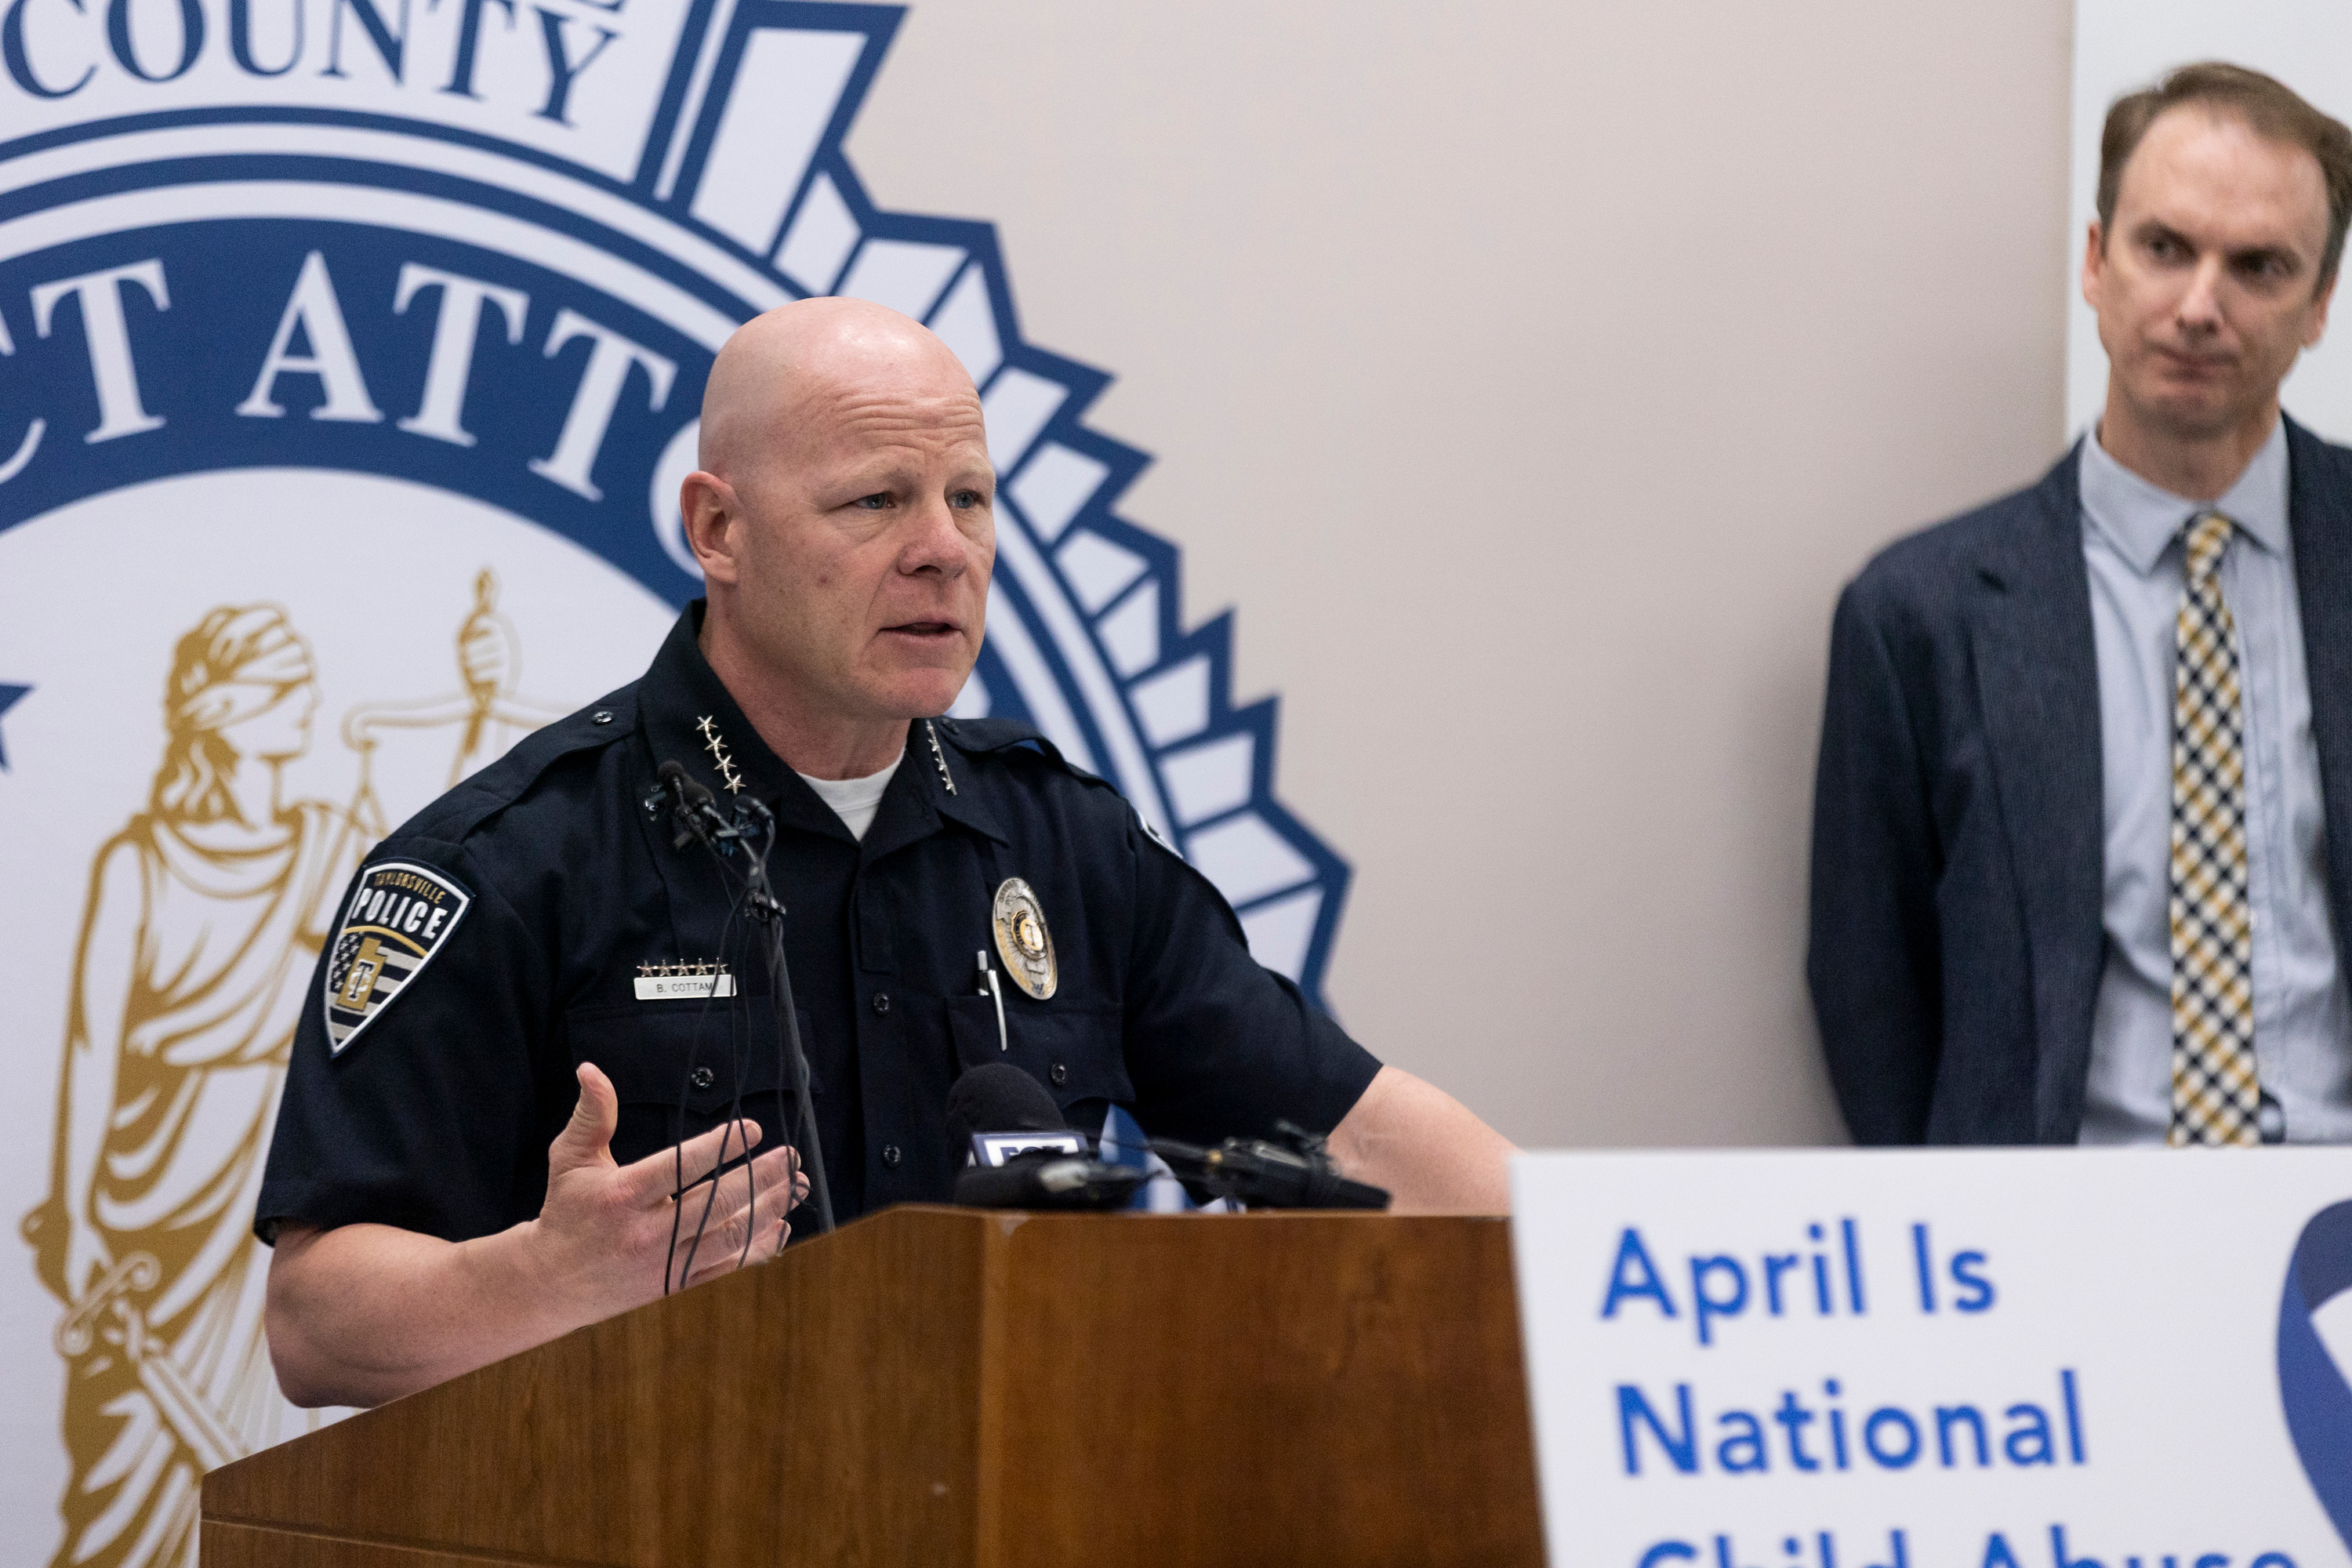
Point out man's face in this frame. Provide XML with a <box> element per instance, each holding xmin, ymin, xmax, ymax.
<box><xmin>2085</xmin><ymin>106</ymin><xmax>2336</xmax><ymax>445</ymax></box>
<box><xmin>715</xmin><ymin>346</ymin><xmax>994</xmax><ymax>728</ymax></box>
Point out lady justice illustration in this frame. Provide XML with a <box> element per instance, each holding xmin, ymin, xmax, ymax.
<box><xmin>20</xmin><ymin>605</ymin><xmax>368</xmax><ymax>1568</ymax></box>
<box><xmin>16</xmin><ymin>574</ymin><xmax>565</xmax><ymax>1566</ymax></box>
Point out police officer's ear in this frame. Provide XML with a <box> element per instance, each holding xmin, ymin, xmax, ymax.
<box><xmin>679</xmin><ymin>470</ymin><xmax>744</xmax><ymax>586</ymax></box>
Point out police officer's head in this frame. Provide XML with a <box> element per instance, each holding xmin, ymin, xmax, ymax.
<box><xmin>680</xmin><ymin>298</ymin><xmax>993</xmax><ymax>768</ymax></box>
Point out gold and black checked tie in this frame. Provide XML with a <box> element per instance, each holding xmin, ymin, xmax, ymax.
<box><xmin>2169</xmin><ymin>510</ymin><xmax>2259</xmax><ymax>1146</ymax></box>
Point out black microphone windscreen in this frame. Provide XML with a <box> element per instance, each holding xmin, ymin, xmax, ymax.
<box><xmin>658</xmin><ymin>759</ymin><xmax>686</xmax><ymax>783</ymax></box>
<box><xmin>945</xmin><ymin>1062</ymin><xmax>1065</xmax><ymax>1160</ymax></box>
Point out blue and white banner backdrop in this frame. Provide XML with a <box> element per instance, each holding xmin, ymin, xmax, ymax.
<box><xmin>2069</xmin><ymin>2</ymin><xmax>2352</xmax><ymax>441</ymax></box>
<box><xmin>1512</xmin><ymin>1149</ymin><xmax>2352</xmax><ymax>1568</ymax></box>
<box><xmin>0</xmin><ymin>4</ymin><xmax>1350</xmax><ymax>1561</ymax></box>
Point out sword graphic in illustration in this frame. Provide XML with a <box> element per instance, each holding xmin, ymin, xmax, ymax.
<box><xmin>53</xmin><ymin>1253</ymin><xmax>242</xmax><ymax>1472</ymax></box>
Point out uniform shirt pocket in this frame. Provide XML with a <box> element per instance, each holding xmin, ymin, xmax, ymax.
<box><xmin>945</xmin><ymin>996</ymin><xmax>1131</xmax><ymax>1131</ymax></box>
<box><xmin>565</xmin><ymin>997</ymin><xmax>820</xmax><ymax>1167</ymax></box>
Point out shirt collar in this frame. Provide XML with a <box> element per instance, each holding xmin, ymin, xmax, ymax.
<box><xmin>637</xmin><ymin>603</ymin><xmax>1001</xmax><ymax>851</ymax></box>
<box><xmin>639</xmin><ymin>603</ymin><xmax>812</xmax><ymax>829</ymax></box>
<box><xmin>2079</xmin><ymin>416</ymin><xmax>2289</xmax><ymax>573</ymax></box>
<box><xmin>921</xmin><ymin>718</ymin><xmax>1011</xmax><ymax>845</ymax></box>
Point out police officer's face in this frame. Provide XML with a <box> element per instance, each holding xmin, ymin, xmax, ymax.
<box><xmin>2085</xmin><ymin>106</ymin><xmax>2336</xmax><ymax>448</ymax></box>
<box><xmin>719</xmin><ymin>343</ymin><xmax>995</xmax><ymax>731</ymax></box>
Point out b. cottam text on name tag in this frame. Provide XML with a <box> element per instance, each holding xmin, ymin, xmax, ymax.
<box><xmin>633</xmin><ymin>972</ymin><xmax>735</xmax><ymax>1001</ymax></box>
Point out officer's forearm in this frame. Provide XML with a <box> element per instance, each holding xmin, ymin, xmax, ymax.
<box><xmin>264</xmin><ymin>1218</ymin><xmax>601</xmax><ymax>1408</ymax></box>
<box><xmin>1327</xmin><ymin>1065</ymin><xmax>1516</xmax><ymax>1215</ymax></box>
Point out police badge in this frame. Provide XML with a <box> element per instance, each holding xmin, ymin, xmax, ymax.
<box><xmin>322</xmin><ymin>862</ymin><xmax>473</xmax><ymax>1054</ymax></box>
<box><xmin>992</xmin><ymin>878</ymin><xmax>1058</xmax><ymax>1001</ymax></box>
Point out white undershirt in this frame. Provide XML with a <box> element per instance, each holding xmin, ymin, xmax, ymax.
<box><xmin>796</xmin><ymin>754</ymin><xmax>902</xmax><ymax>841</ymax></box>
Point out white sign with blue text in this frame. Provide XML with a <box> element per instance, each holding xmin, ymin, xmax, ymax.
<box><xmin>1512</xmin><ymin>1149</ymin><xmax>2352</xmax><ymax>1568</ymax></box>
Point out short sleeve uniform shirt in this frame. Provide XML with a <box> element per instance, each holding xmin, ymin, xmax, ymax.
<box><xmin>257</xmin><ymin>604</ymin><xmax>1380</xmax><ymax>1241</ymax></box>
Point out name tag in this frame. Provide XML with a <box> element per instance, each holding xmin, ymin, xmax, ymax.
<box><xmin>634</xmin><ymin>972</ymin><xmax>736</xmax><ymax>1001</ymax></box>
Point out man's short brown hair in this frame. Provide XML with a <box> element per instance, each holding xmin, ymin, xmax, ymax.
<box><xmin>2100</xmin><ymin>61</ymin><xmax>2352</xmax><ymax>290</ymax></box>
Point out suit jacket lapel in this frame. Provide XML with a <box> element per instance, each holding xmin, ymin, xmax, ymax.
<box><xmin>1969</xmin><ymin>445</ymin><xmax>2107</xmax><ymax>1140</ymax></box>
<box><xmin>2285</xmin><ymin>417</ymin><xmax>2352</xmax><ymax>950</ymax></box>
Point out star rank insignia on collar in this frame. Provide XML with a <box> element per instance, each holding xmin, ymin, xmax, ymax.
<box><xmin>925</xmin><ymin>720</ymin><xmax>956</xmax><ymax>795</ymax></box>
<box><xmin>695</xmin><ymin>715</ymin><xmax>743</xmax><ymax>793</ymax></box>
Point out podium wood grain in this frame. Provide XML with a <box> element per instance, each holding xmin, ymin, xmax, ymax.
<box><xmin>201</xmin><ymin>1207</ymin><xmax>1541</xmax><ymax>1566</ymax></box>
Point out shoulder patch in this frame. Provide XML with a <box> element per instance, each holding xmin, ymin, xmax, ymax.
<box><xmin>322</xmin><ymin>862</ymin><xmax>473</xmax><ymax>1055</ymax></box>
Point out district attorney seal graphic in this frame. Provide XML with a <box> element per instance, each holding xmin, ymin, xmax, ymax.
<box><xmin>0</xmin><ymin>4</ymin><xmax>1351</xmax><ymax>1561</ymax></box>
<box><xmin>2281</xmin><ymin>1199</ymin><xmax>2352</xmax><ymax>1551</ymax></box>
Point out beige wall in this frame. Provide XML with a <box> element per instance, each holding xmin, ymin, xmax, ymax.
<box><xmin>850</xmin><ymin>1</ymin><xmax>2077</xmax><ymax>1148</ymax></box>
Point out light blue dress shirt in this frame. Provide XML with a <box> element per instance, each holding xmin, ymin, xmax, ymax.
<box><xmin>2078</xmin><ymin>419</ymin><xmax>2352</xmax><ymax>1144</ymax></box>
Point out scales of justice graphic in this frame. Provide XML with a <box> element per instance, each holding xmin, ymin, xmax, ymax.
<box><xmin>0</xmin><ymin>3</ymin><xmax>1351</xmax><ymax>1563</ymax></box>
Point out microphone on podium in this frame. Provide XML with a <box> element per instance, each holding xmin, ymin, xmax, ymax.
<box><xmin>1149</xmin><ymin>1122</ymin><xmax>1391</xmax><ymax>1210</ymax></box>
<box><xmin>946</xmin><ymin>1063</ymin><xmax>1144</xmax><ymax>1210</ymax></box>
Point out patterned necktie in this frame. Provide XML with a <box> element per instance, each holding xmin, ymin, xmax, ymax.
<box><xmin>2169</xmin><ymin>510</ymin><xmax>2259</xmax><ymax>1146</ymax></box>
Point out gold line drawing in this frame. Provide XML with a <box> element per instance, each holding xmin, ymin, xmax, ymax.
<box><xmin>17</xmin><ymin>575</ymin><xmax>564</xmax><ymax>1566</ymax></box>
<box><xmin>20</xmin><ymin>604</ymin><xmax>368</xmax><ymax>1568</ymax></box>
<box><xmin>341</xmin><ymin>568</ymin><xmax>568</xmax><ymax>835</ymax></box>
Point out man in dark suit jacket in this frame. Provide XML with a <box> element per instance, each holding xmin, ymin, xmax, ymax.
<box><xmin>1810</xmin><ymin>63</ymin><xmax>2352</xmax><ymax>1145</ymax></box>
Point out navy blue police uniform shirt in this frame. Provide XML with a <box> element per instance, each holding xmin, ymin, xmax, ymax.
<box><xmin>256</xmin><ymin>604</ymin><xmax>1381</xmax><ymax>1244</ymax></box>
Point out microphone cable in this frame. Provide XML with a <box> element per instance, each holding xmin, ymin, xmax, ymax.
<box><xmin>659</xmin><ymin>779</ymin><xmax>835</xmax><ymax>1261</ymax></box>
<box><xmin>646</xmin><ymin>760</ymin><xmax>751</xmax><ymax>1294</ymax></box>
<box><xmin>646</xmin><ymin>757</ymin><xmax>836</xmax><ymax>1301</ymax></box>
<box><xmin>664</xmin><ymin>870</ymin><xmax>748</xmax><ymax>1294</ymax></box>
<box><xmin>734</xmin><ymin>797</ymin><xmax>835</xmax><ymax>1234</ymax></box>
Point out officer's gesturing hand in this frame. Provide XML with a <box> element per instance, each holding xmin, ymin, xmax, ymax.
<box><xmin>264</xmin><ymin>1063</ymin><xmax>808</xmax><ymax>1409</ymax></box>
<box><xmin>533</xmin><ymin>1062</ymin><xmax>808</xmax><ymax>1319</ymax></box>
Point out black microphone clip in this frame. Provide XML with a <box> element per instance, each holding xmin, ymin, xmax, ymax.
<box><xmin>646</xmin><ymin>759</ymin><xmax>730</xmax><ymax>852</ymax></box>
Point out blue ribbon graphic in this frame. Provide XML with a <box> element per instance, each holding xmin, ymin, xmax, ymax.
<box><xmin>2280</xmin><ymin>1199</ymin><xmax>2352</xmax><ymax>1544</ymax></box>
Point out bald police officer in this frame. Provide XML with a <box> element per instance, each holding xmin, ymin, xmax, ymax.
<box><xmin>259</xmin><ymin>298</ymin><xmax>1514</xmax><ymax>1409</ymax></box>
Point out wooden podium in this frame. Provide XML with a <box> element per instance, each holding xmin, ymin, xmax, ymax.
<box><xmin>201</xmin><ymin>1207</ymin><xmax>1543</xmax><ymax>1566</ymax></box>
